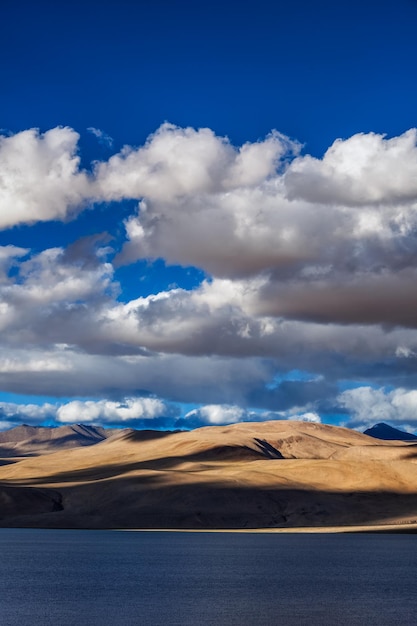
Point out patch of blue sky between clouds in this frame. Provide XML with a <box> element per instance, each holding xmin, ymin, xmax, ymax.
<box><xmin>114</xmin><ymin>260</ymin><xmax>207</xmax><ymax>302</ymax></box>
<box><xmin>266</xmin><ymin>370</ymin><xmax>323</xmax><ymax>390</ymax></box>
<box><xmin>0</xmin><ymin>199</ymin><xmax>137</xmax><ymax>254</ymax></box>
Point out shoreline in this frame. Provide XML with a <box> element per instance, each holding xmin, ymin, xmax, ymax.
<box><xmin>2</xmin><ymin>522</ymin><xmax>417</xmax><ymax>533</ymax></box>
<box><xmin>116</xmin><ymin>522</ymin><xmax>417</xmax><ymax>533</ymax></box>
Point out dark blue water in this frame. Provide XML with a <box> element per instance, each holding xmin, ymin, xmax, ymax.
<box><xmin>0</xmin><ymin>530</ymin><xmax>416</xmax><ymax>625</ymax></box>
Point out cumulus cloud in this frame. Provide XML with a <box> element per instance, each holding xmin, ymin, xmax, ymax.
<box><xmin>108</xmin><ymin>278</ymin><xmax>417</xmax><ymax>359</ymax></box>
<box><xmin>285</xmin><ymin>129</ymin><xmax>417</xmax><ymax>206</ymax></box>
<box><xmin>0</xmin><ymin>397</ymin><xmax>177</xmax><ymax>428</ymax></box>
<box><xmin>0</xmin><ymin>239</ymin><xmax>118</xmax><ymax>353</ymax></box>
<box><xmin>94</xmin><ymin>123</ymin><xmax>295</xmax><ymax>203</ymax></box>
<box><xmin>339</xmin><ymin>386</ymin><xmax>417</xmax><ymax>431</ymax></box>
<box><xmin>56</xmin><ymin>397</ymin><xmax>177</xmax><ymax>424</ymax></box>
<box><xmin>0</xmin><ymin>127</ymin><xmax>90</xmax><ymax>228</ymax></box>
<box><xmin>108</xmin><ymin>126</ymin><xmax>417</xmax><ymax>267</ymax></box>
<box><xmin>3</xmin><ymin>124</ymin><xmax>417</xmax><ymax>328</ymax></box>
<box><xmin>185</xmin><ymin>404</ymin><xmax>247</xmax><ymax>425</ymax></box>
<box><xmin>0</xmin><ymin>401</ymin><xmax>56</xmax><ymax>424</ymax></box>
<box><xmin>2</xmin><ymin>123</ymin><xmax>417</xmax><ymax>429</ymax></box>
<box><xmin>105</xmin><ymin>125</ymin><xmax>417</xmax><ymax>328</ymax></box>
<box><xmin>183</xmin><ymin>404</ymin><xmax>322</xmax><ymax>427</ymax></box>
<box><xmin>294</xmin><ymin>412</ymin><xmax>321</xmax><ymax>423</ymax></box>
<box><xmin>1</xmin><ymin>242</ymin><xmax>417</xmax><ymax>409</ymax></box>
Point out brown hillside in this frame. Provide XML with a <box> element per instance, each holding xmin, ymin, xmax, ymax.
<box><xmin>0</xmin><ymin>421</ymin><xmax>417</xmax><ymax>529</ymax></box>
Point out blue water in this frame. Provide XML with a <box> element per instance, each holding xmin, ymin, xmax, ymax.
<box><xmin>0</xmin><ymin>530</ymin><xmax>416</xmax><ymax>625</ymax></box>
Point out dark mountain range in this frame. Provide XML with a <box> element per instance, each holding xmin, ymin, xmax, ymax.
<box><xmin>364</xmin><ymin>423</ymin><xmax>417</xmax><ymax>441</ymax></box>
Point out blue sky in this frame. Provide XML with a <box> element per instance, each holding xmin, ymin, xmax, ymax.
<box><xmin>1</xmin><ymin>0</ymin><xmax>417</xmax><ymax>431</ymax></box>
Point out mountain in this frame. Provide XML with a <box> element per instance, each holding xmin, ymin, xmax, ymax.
<box><xmin>0</xmin><ymin>423</ymin><xmax>128</xmax><ymax>457</ymax></box>
<box><xmin>364</xmin><ymin>423</ymin><xmax>417</xmax><ymax>441</ymax></box>
<box><xmin>0</xmin><ymin>420</ymin><xmax>417</xmax><ymax>529</ymax></box>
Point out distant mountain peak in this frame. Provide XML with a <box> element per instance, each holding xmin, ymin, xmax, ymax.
<box><xmin>0</xmin><ymin>423</ymin><xmax>122</xmax><ymax>456</ymax></box>
<box><xmin>364</xmin><ymin>423</ymin><xmax>417</xmax><ymax>441</ymax></box>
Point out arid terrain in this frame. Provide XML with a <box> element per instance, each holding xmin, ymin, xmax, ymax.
<box><xmin>1</xmin><ymin>421</ymin><xmax>417</xmax><ymax>529</ymax></box>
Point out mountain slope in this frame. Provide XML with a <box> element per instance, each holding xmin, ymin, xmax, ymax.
<box><xmin>1</xmin><ymin>420</ymin><xmax>417</xmax><ymax>529</ymax></box>
<box><xmin>0</xmin><ymin>424</ymin><xmax>127</xmax><ymax>457</ymax></box>
<box><xmin>364</xmin><ymin>423</ymin><xmax>417</xmax><ymax>441</ymax></box>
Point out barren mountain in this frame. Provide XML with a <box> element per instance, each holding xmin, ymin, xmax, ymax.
<box><xmin>0</xmin><ymin>420</ymin><xmax>417</xmax><ymax>529</ymax></box>
<box><xmin>0</xmin><ymin>424</ymin><xmax>126</xmax><ymax>457</ymax></box>
<box><xmin>364</xmin><ymin>423</ymin><xmax>417</xmax><ymax>441</ymax></box>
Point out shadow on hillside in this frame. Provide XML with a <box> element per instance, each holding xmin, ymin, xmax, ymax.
<box><xmin>0</xmin><ymin>485</ymin><xmax>63</xmax><ymax>521</ymax></box>
<box><xmin>123</xmin><ymin>430</ymin><xmax>183</xmax><ymax>442</ymax></box>
<box><xmin>5</xmin><ymin>439</ymin><xmax>417</xmax><ymax>486</ymax></box>
<box><xmin>1</xmin><ymin>477</ymin><xmax>417</xmax><ymax>530</ymax></box>
<box><xmin>0</xmin><ymin>458</ymin><xmax>21</xmax><ymax>466</ymax></box>
<box><xmin>3</xmin><ymin>444</ymin><xmax>265</xmax><ymax>485</ymax></box>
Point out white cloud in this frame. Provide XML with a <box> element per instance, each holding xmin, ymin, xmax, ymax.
<box><xmin>0</xmin><ymin>396</ymin><xmax>178</xmax><ymax>427</ymax></box>
<box><xmin>285</xmin><ymin>129</ymin><xmax>417</xmax><ymax>206</ymax></box>
<box><xmin>0</xmin><ymin>401</ymin><xmax>56</xmax><ymax>423</ymax></box>
<box><xmin>1</xmin><ymin>245</ymin><xmax>417</xmax><ymax>396</ymax></box>
<box><xmin>339</xmin><ymin>386</ymin><xmax>417</xmax><ymax>430</ymax></box>
<box><xmin>103</xmin><ymin>278</ymin><xmax>417</xmax><ymax>365</ymax></box>
<box><xmin>185</xmin><ymin>404</ymin><xmax>246</xmax><ymax>425</ymax></box>
<box><xmin>108</xmin><ymin>126</ymin><xmax>417</xmax><ymax>280</ymax></box>
<box><xmin>0</xmin><ymin>397</ymin><xmax>322</xmax><ymax>430</ymax></box>
<box><xmin>0</xmin><ymin>127</ymin><xmax>90</xmax><ymax>228</ymax></box>
<box><xmin>94</xmin><ymin>123</ymin><xmax>296</xmax><ymax>204</ymax></box>
<box><xmin>184</xmin><ymin>404</ymin><xmax>322</xmax><ymax>426</ymax></box>
<box><xmin>291</xmin><ymin>411</ymin><xmax>321</xmax><ymax>423</ymax></box>
<box><xmin>2</xmin><ymin>124</ymin><xmax>417</xmax><ymax>426</ymax></box>
<box><xmin>102</xmin><ymin>125</ymin><xmax>417</xmax><ymax>330</ymax></box>
<box><xmin>3</xmin><ymin>124</ymin><xmax>417</xmax><ymax>330</ymax></box>
<box><xmin>0</xmin><ymin>241</ymin><xmax>116</xmax><ymax>352</ymax></box>
<box><xmin>56</xmin><ymin>397</ymin><xmax>176</xmax><ymax>424</ymax></box>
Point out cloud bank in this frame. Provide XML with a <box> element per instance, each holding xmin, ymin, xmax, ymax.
<box><xmin>0</xmin><ymin>397</ymin><xmax>321</xmax><ymax>430</ymax></box>
<box><xmin>1</xmin><ymin>123</ymin><xmax>417</xmax><ymax>430</ymax></box>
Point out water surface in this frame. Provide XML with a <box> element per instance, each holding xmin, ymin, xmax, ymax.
<box><xmin>0</xmin><ymin>530</ymin><xmax>416</xmax><ymax>625</ymax></box>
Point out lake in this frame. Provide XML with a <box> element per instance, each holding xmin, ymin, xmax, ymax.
<box><xmin>0</xmin><ymin>529</ymin><xmax>416</xmax><ymax>625</ymax></box>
